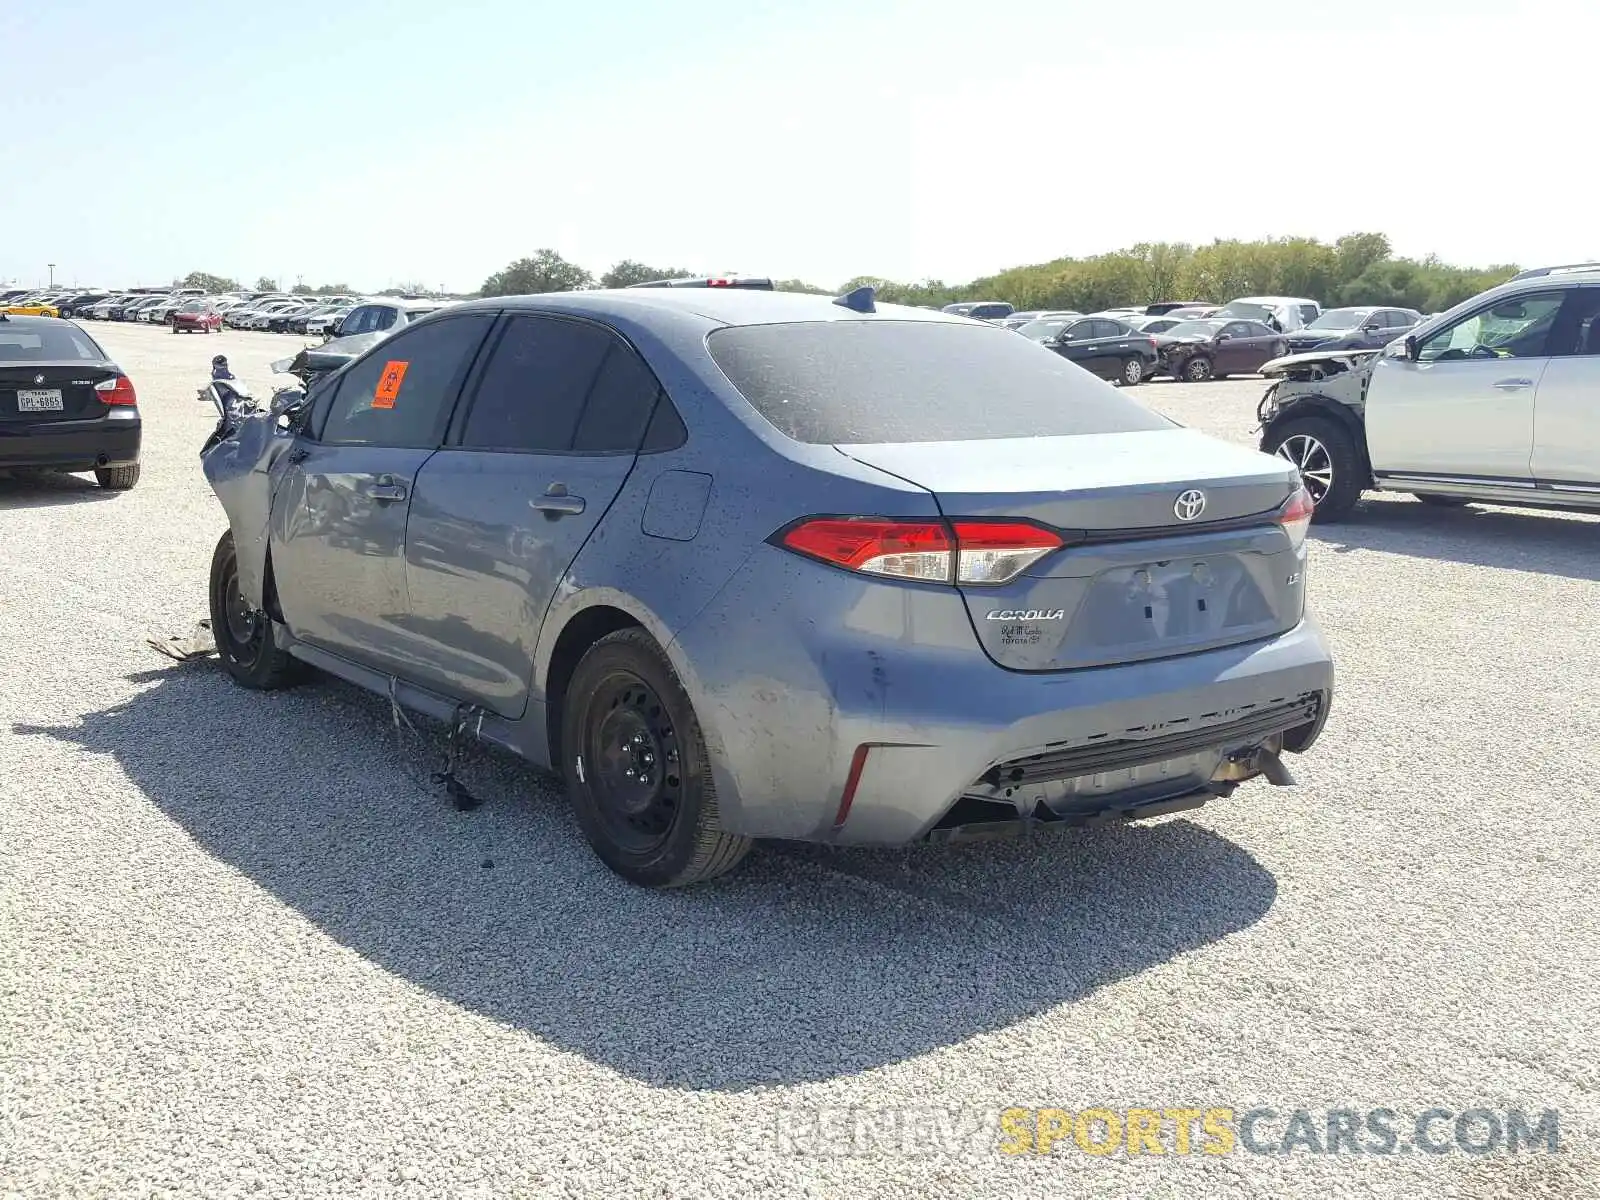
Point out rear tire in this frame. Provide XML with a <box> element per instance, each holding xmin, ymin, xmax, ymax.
<box><xmin>94</xmin><ymin>463</ymin><xmax>139</xmax><ymax>490</ymax></box>
<box><xmin>1119</xmin><ymin>357</ymin><xmax>1145</xmax><ymax>386</ymax></box>
<box><xmin>563</xmin><ymin>627</ymin><xmax>752</xmax><ymax>887</ymax></box>
<box><xmin>208</xmin><ymin>530</ymin><xmax>301</xmax><ymax>690</ymax></box>
<box><xmin>1264</xmin><ymin>416</ymin><xmax>1363</xmax><ymax>522</ymax></box>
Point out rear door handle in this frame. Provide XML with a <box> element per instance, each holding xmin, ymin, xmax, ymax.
<box><xmin>366</xmin><ymin>474</ymin><xmax>408</xmax><ymax>503</ymax></box>
<box><xmin>532</xmin><ymin>495</ymin><xmax>586</xmax><ymax>516</ymax></box>
<box><xmin>1494</xmin><ymin>378</ymin><xmax>1534</xmax><ymax>390</ymax></box>
<box><xmin>532</xmin><ymin>482</ymin><xmax>586</xmax><ymax>517</ymax></box>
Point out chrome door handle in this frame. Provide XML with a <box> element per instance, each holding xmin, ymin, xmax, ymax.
<box><xmin>365</xmin><ymin>474</ymin><xmax>408</xmax><ymax>502</ymax></box>
<box><xmin>532</xmin><ymin>482</ymin><xmax>586</xmax><ymax>517</ymax></box>
<box><xmin>1493</xmin><ymin>378</ymin><xmax>1534</xmax><ymax>390</ymax></box>
<box><xmin>533</xmin><ymin>496</ymin><xmax>586</xmax><ymax>516</ymax></box>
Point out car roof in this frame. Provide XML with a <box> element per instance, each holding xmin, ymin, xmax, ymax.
<box><xmin>442</xmin><ymin>287</ymin><xmax>965</xmax><ymax>330</ymax></box>
<box><xmin>362</xmin><ymin>297</ymin><xmax>449</xmax><ymax>311</ymax></box>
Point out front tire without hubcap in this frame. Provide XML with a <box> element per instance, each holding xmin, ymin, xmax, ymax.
<box><xmin>1182</xmin><ymin>355</ymin><xmax>1214</xmax><ymax>382</ymax></box>
<box><xmin>563</xmin><ymin>628</ymin><xmax>752</xmax><ymax>887</ymax></box>
<box><xmin>1265</xmin><ymin>415</ymin><xmax>1363</xmax><ymax>522</ymax></box>
<box><xmin>208</xmin><ymin>530</ymin><xmax>301</xmax><ymax>689</ymax></box>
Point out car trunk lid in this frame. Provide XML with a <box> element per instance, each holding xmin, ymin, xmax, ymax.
<box><xmin>0</xmin><ymin>360</ymin><xmax>117</xmax><ymax>423</ymax></box>
<box><xmin>837</xmin><ymin>429</ymin><xmax>1307</xmax><ymax>671</ymax></box>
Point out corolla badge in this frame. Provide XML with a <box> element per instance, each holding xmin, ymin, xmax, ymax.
<box><xmin>33</xmin><ymin>374</ymin><xmax>45</xmax><ymax>385</ymax></box>
<box><xmin>1174</xmin><ymin>488</ymin><xmax>1207</xmax><ymax>521</ymax></box>
<box><xmin>985</xmin><ymin>609</ymin><xmax>1066</xmax><ymax>621</ymax></box>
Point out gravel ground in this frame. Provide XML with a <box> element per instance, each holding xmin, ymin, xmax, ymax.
<box><xmin>3</xmin><ymin>322</ymin><xmax>1598</xmax><ymax>1199</ymax></box>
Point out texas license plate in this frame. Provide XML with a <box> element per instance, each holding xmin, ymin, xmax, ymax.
<box><xmin>17</xmin><ymin>389</ymin><xmax>64</xmax><ymax>412</ymax></box>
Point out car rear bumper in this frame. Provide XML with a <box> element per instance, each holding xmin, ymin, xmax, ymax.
<box><xmin>672</xmin><ymin>554</ymin><xmax>1334</xmax><ymax>845</ymax></box>
<box><xmin>0</xmin><ymin>412</ymin><xmax>141</xmax><ymax>471</ymax></box>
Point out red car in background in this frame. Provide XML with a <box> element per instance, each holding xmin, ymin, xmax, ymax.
<box><xmin>171</xmin><ymin>300</ymin><xmax>223</xmax><ymax>334</ymax></box>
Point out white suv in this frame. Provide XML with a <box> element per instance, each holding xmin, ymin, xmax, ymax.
<box><xmin>1256</xmin><ymin>262</ymin><xmax>1600</xmax><ymax>522</ymax></box>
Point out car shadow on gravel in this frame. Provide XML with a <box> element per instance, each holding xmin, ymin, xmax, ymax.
<box><xmin>17</xmin><ymin>661</ymin><xmax>1279</xmax><ymax>1092</ymax></box>
<box><xmin>1315</xmin><ymin>495</ymin><xmax>1600</xmax><ymax>581</ymax></box>
<box><xmin>0</xmin><ymin>471</ymin><xmax>119</xmax><ymax>510</ymax></box>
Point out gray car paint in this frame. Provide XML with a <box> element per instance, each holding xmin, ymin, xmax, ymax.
<box><xmin>202</xmin><ymin>289</ymin><xmax>1335</xmax><ymax>847</ymax></box>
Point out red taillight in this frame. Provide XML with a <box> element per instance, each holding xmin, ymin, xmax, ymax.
<box><xmin>708</xmin><ymin>277</ymin><xmax>732</xmax><ymax>287</ymax></box>
<box><xmin>94</xmin><ymin>375</ymin><xmax>137</xmax><ymax>406</ymax></box>
<box><xmin>779</xmin><ymin>518</ymin><xmax>953</xmax><ymax>582</ymax></box>
<box><xmin>776</xmin><ymin>517</ymin><xmax>1063</xmax><ymax>585</ymax></box>
<box><xmin>1278</xmin><ymin>485</ymin><xmax>1314</xmax><ymax>548</ymax></box>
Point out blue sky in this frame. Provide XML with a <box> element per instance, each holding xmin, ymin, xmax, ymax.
<box><xmin>3</xmin><ymin>0</ymin><xmax>1593</xmax><ymax>291</ymax></box>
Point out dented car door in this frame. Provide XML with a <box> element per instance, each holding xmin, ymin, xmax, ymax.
<box><xmin>400</xmin><ymin>314</ymin><xmax>661</xmax><ymax>717</ymax></box>
<box><xmin>267</xmin><ymin>314</ymin><xmax>495</xmax><ymax>675</ymax></box>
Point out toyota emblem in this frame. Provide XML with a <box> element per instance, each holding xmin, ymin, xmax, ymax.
<box><xmin>33</xmin><ymin>374</ymin><xmax>45</xmax><ymax>385</ymax></box>
<box><xmin>1174</xmin><ymin>489</ymin><xmax>1207</xmax><ymax>521</ymax></box>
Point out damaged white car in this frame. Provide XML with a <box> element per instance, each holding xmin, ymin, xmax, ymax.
<box><xmin>1257</xmin><ymin>263</ymin><xmax>1600</xmax><ymax>522</ymax></box>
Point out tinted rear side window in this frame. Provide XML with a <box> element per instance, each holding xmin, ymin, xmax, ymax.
<box><xmin>706</xmin><ymin>320</ymin><xmax>1174</xmax><ymax>444</ymax></box>
<box><xmin>573</xmin><ymin>343</ymin><xmax>662</xmax><ymax>453</ymax></box>
<box><xmin>459</xmin><ymin>315</ymin><xmax>612</xmax><ymax>453</ymax></box>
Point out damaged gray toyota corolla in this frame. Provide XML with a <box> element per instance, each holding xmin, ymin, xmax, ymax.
<box><xmin>200</xmin><ymin>287</ymin><xmax>1335</xmax><ymax>888</ymax></box>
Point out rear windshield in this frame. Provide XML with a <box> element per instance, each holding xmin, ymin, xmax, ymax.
<box><xmin>0</xmin><ymin>325</ymin><xmax>105</xmax><ymax>361</ymax></box>
<box><xmin>705</xmin><ymin>320</ymin><xmax>1174</xmax><ymax>444</ymax></box>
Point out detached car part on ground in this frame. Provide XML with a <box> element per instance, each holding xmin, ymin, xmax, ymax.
<box><xmin>1257</xmin><ymin>265</ymin><xmax>1600</xmax><ymax>521</ymax></box>
<box><xmin>200</xmin><ymin>288</ymin><xmax>1334</xmax><ymax>888</ymax></box>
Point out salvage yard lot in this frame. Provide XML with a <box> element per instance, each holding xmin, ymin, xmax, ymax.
<box><xmin>3</xmin><ymin>322</ymin><xmax>1598</xmax><ymax>1198</ymax></box>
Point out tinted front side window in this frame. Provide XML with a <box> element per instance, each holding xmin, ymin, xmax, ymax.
<box><xmin>706</xmin><ymin>320</ymin><xmax>1174</xmax><ymax>445</ymax></box>
<box><xmin>1418</xmin><ymin>292</ymin><xmax>1564</xmax><ymax>362</ymax></box>
<box><xmin>320</xmin><ymin>315</ymin><xmax>492</xmax><ymax>447</ymax></box>
<box><xmin>459</xmin><ymin>315</ymin><xmax>611</xmax><ymax>453</ymax></box>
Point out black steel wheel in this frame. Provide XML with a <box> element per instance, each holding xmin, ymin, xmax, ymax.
<box><xmin>563</xmin><ymin>628</ymin><xmax>752</xmax><ymax>887</ymax></box>
<box><xmin>208</xmin><ymin>530</ymin><xmax>300</xmax><ymax>689</ymax></box>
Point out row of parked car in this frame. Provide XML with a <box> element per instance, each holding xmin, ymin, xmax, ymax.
<box><xmin>0</xmin><ymin>286</ymin><xmax>415</xmax><ymax>339</ymax></box>
<box><xmin>937</xmin><ymin>296</ymin><xmax>1428</xmax><ymax>384</ymax></box>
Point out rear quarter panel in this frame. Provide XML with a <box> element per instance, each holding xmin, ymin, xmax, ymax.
<box><xmin>534</xmin><ymin>313</ymin><xmax>943</xmax><ymax>823</ymax></box>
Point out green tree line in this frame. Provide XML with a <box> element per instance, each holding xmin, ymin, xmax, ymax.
<box><xmin>184</xmin><ymin>231</ymin><xmax>1525</xmax><ymax>314</ymax></box>
<box><xmin>479</xmin><ymin>234</ymin><xmax>1521</xmax><ymax>315</ymax></box>
<box><xmin>842</xmin><ymin>233</ymin><xmax>1520</xmax><ymax>314</ymax></box>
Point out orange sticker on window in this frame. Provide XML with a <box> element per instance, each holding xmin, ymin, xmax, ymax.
<box><xmin>372</xmin><ymin>360</ymin><xmax>409</xmax><ymax>409</ymax></box>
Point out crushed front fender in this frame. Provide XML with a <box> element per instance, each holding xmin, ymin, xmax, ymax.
<box><xmin>1256</xmin><ymin>348</ymin><xmax>1380</xmax><ymax>427</ymax></box>
<box><xmin>200</xmin><ymin>410</ymin><xmax>296</xmax><ymax>611</ymax></box>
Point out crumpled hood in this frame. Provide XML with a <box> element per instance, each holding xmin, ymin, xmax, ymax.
<box><xmin>1258</xmin><ymin>348</ymin><xmax>1382</xmax><ymax>378</ymax></box>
